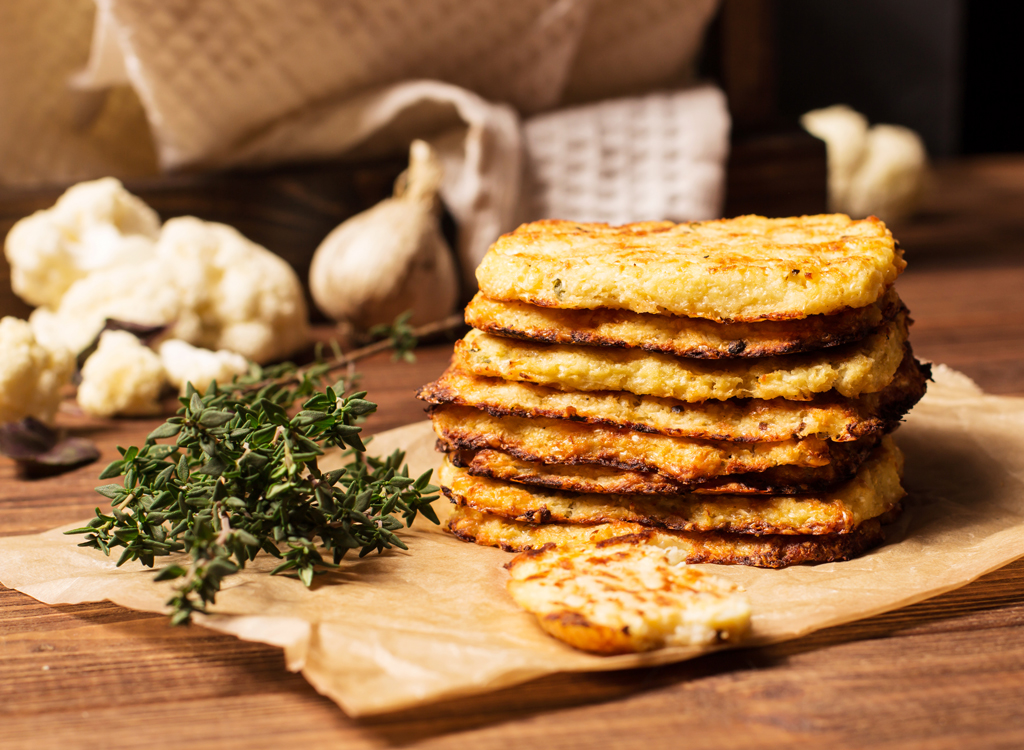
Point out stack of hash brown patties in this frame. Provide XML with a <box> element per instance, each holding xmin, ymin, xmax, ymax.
<box><xmin>417</xmin><ymin>215</ymin><xmax>929</xmax><ymax>568</ymax></box>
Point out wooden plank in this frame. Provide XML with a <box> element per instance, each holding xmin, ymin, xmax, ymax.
<box><xmin>899</xmin><ymin>261</ymin><xmax>1024</xmax><ymax>396</ymax></box>
<box><xmin>890</xmin><ymin>156</ymin><xmax>1024</xmax><ymax>264</ymax></box>
<box><xmin>719</xmin><ymin>0</ymin><xmax>778</xmax><ymax>130</ymax></box>
<box><xmin>724</xmin><ymin>129</ymin><xmax>828</xmax><ymax>218</ymax></box>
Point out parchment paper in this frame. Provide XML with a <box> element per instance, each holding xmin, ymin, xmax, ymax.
<box><xmin>2</xmin><ymin>364</ymin><xmax>1023</xmax><ymax>716</ymax></box>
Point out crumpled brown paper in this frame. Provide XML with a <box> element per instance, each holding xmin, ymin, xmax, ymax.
<box><xmin>2</xmin><ymin>364</ymin><xmax>1023</xmax><ymax>716</ymax></box>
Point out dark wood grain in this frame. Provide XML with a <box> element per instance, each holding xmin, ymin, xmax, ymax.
<box><xmin>724</xmin><ymin>129</ymin><xmax>828</xmax><ymax>218</ymax></box>
<box><xmin>3</xmin><ymin>157</ymin><xmax>1024</xmax><ymax>750</ymax></box>
<box><xmin>719</xmin><ymin>0</ymin><xmax>778</xmax><ymax>131</ymax></box>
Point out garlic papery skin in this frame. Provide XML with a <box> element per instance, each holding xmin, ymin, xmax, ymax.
<box><xmin>309</xmin><ymin>140</ymin><xmax>458</xmax><ymax>330</ymax></box>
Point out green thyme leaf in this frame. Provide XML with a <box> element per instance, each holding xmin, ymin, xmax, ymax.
<box><xmin>147</xmin><ymin>422</ymin><xmax>182</xmax><ymax>442</ymax></box>
<box><xmin>95</xmin><ymin>484</ymin><xmax>124</xmax><ymax>500</ymax></box>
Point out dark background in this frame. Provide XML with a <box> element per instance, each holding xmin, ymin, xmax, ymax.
<box><xmin>774</xmin><ymin>0</ymin><xmax>1022</xmax><ymax>156</ymax></box>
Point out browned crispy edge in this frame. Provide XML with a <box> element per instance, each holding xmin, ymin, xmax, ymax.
<box><xmin>418</xmin><ymin>348</ymin><xmax>930</xmax><ymax>444</ymax></box>
<box><xmin>430</xmin><ymin>407</ymin><xmax>879</xmax><ymax>483</ymax></box>
<box><xmin>432</xmin><ymin>433</ymin><xmax>827</xmax><ymax>482</ymax></box>
<box><xmin>448</xmin><ymin>511</ymin><xmax>896</xmax><ymax>569</ymax></box>
<box><xmin>465</xmin><ymin>288</ymin><xmax>904</xmax><ymax>359</ymax></box>
<box><xmin>449</xmin><ymin>435</ymin><xmax>879</xmax><ymax>495</ymax></box>
<box><xmin>440</xmin><ymin>447</ymin><xmax>902</xmax><ymax>534</ymax></box>
<box><xmin>439</xmin><ymin>484</ymin><xmax>878</xmax><ymax>535</ymax></box>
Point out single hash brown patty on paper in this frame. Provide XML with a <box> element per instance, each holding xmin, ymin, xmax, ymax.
<box><xmin>505</xmin><ymin>541</ymin><xmax>753</xmax><ymax>655</ymax></box>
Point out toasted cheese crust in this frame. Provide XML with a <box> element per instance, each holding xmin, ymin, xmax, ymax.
<box><xmin>475</xmin><ymin>216</ymin><xmax>903</xmax><ymax>321</ymax></box>
<box><xmin>429</xmin><ymin>404</ymin><xmax>871</xmax><ymax>486</ymax></box>
<box><xmin>506</xmin><ymin>541</ymin><xmax>752</xmax><ymax>654</ymax></box>
<box><xmin>465</xmin><ymin>288</ymin><xmax>903</xmax><ymax>359</ymax></box>
<box><xmin>450</xmin><ymin>438</ymin><xmax>879</xmax><ymax>495</ymax></box>
<box><xmin>455</xmin><ymin>313</ymin><xmax>908</xmax><ymax>402</ymax></box>
<box><xmin>418</xmin><ymin>355</ymin><xmax>929</xmax><ymax>443</ymax></box>
<box><xmin>441</xmin><ymin>437</ymin><xmax>904</xmax><ymax>535</ymax></box>
<box><xmin>447</xmin><ymin>505</ymin><xmax>891</xmax><ymax>568</ymax></box>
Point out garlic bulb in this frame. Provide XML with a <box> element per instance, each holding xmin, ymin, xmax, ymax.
<box><xmin>309</xmin><ymin>140</ymin><xmax>459</xmax><ymax>330</ymax></box>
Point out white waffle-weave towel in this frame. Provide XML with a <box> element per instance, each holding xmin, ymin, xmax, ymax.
<box><xmin>522</xmin><ymin>86</ymin><xmax>729</xmax><ymax>224</ymax></box>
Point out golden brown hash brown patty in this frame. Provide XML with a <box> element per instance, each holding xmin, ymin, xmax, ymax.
<box><xmin>440</xmin><ymin>437</ymin><xmax>904</xmax><ymax>536</ymax></box>
<box><xmin>449</xmin><ymin>437</ymin><xmax>880</xmax><ymax>495</ymax></box>
<box><xmin>506</xmin><ymin>541</ymin><xmax>752</xmax><ymax>654</ymax></box>
<box><xmin>429</xmin><ymin>404</ymin><xmax>888</xmax><ymax>486</ymax></box>
<box><xmin>454</xmin><ymin>313</ymin><xmax>908</xmax><ymax>401</ymax></box>
<box><xmin>465</xmin><ymin>288</ymin><xmax>903</xmax><ymax>359</ymax></box>
<box><xmin>418</xmin><ymin>354</ymin><xmax>929</xmax><ymax>443</ymax></box>
<box><xmin>475</xmin><ymin>215</ymin><xmax>903</xmax><ymax>321</ymax></box>
<box><xmin>447</xmin><ymin>505</ymin><xmax>892</xmax><ymax>568</ymax></box>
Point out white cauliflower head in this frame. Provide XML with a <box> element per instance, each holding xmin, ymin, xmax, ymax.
<box><xmin>155</xmin><ymin>217</ymin><xmax>310</xmax><ymax>363</ymax></box>
<box><xmin>4</xmin><ymin>178</ymin><xmax>160</xmax><ymax>308</ymax></box>
<box><xmin>844</xmin><ymin>124</ymin><xmax>928</xmax><ymax>223</ymax></box>
<box><xmin>0</xmin><ymin>316</ymin><xmax>75</xmax><ymax>425</ymax></box>
<box><xmin>800</xmin><ymin>105</ymin><xmax>869</xmax><ymax>212</ymax></box>
<box><xmin>31</xmin><ymin>260</ymin><xmax>182</xmax><ymax>355</ymax></box>
<box><xmin>159</xmin><ymin>338</ymin><xmax>249</xmax><ymax>395</ymax></box>
<box><xmin>77</xmin><ymin>330</ymin><xmax>166</xmax><ymax>417</ymax></box>
<box><xmin>802</xmin><ymin>105</ymin><xmax>928</xmax><ymax>222</ymax></box>
<box><xmin>24</xmin><ymin>215</ymin><xmax>310</xmax><ymax>364</ymax></box>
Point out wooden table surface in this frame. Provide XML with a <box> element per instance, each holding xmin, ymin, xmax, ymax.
<box><xmin>3</xmin><ymin>157</ymin><xmax>1024</xmax><ymax>750</ymax></box>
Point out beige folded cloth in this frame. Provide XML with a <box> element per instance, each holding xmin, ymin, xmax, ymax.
<box><xmin>0</xmin><ymin>0</ymin><xmax>156</xmax><ymax>187</ymax></box>
<box><xmin>1</xmin><ymin>0</ymin><xmax>725</xmax><ymax>280</ymax></box>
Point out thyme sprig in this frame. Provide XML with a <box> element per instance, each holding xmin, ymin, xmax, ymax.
<box><xmin>369</xmin><ymin>310</ymin><xmax>419</xmax><ymax>363</ymax></box>
<box><xmin>65</xmin><ymin>313</ymin><xmax>463</xmax><ymax>624</ymax></box>
<box><xmin>68</xmin><ymin>381</ymin><xmax>439</xmax><ymax>624</ymax></box>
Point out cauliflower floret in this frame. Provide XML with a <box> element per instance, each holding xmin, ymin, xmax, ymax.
<box><xmin>802</xmin><ymin>105</ymin><xmax>927</xmax><ymax>222</ymax></box>
<box><xmin>31</xmin><ymin>261</ymin><xmax>182</xmax><ymax>355</ymax></box>
<box><xmin>77</xmin><ymin>330</ymin><xmax>166</xmax><ymax>417</ymax></box>
<box><xmin>32</xmin><ymin>216</ymin><xmax>310</xmax><ymax>364</ymax></box>
<box><xmin>155</xmin><ymin>217</ymin><xmax>310</xmax><ymax>363</ymax></box>
<box><xmin>159</xmin><ymin>339</ymin><xmax>249</xmax><ymax>395</ymax></box>
<box><xmin>844</xmin><ymin>124</ymin><xmax>928</xmax><ymax>223</ymax></box>
<box><xmin>26</xmin><ymin>307</ymin><xmax>71</xmax><ymax>356</ymax></box>
<box><xmin>0</xmin><ymin>316</ymin><xmax>75</xmax><ymax>424</ymax></box>
<box><xmin>4</xmin><ymin>178</ymin><xmax>160</xmax><ymax>309</ymax></box>
<box><xmin>800</xmin><ymin>105</ymin><xmax>869</xmax><ymax>213</ymax></box>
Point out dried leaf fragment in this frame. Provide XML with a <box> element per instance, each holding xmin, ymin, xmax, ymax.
<box><xmin>0</xmin><ymin>417</ymin><xmax>100</xmax><ymax>477</ymax></box>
